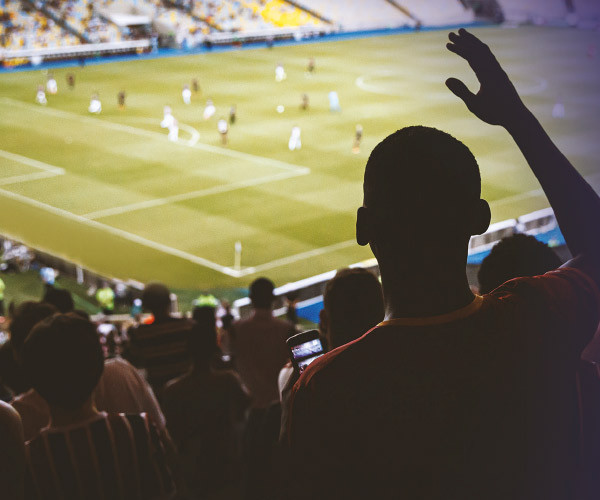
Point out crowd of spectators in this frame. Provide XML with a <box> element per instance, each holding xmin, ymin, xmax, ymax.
<box><xmin>1</xmin><ymin>28</ymin><xmax>600</xmax><ymax>500</ymax></box>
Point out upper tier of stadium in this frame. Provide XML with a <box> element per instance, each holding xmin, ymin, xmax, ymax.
<box><xmin>3</xmin><ymin>0</ymin><xmax>599</xmax><ymax>59</ymax></box>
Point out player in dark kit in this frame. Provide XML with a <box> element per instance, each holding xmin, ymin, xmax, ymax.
<box><xmin>307</xmin><ymin>57</ymin><xmax>315</xmax><ymax>73</ymax></box>
<box><xmin>66</xmin><ymin>73</ymin><xmax>75</xmax><ymax>89</ymax></box>
<box><xmin>192</xmin><ymin>78</ymin><xmax>200</xmax><ymax>93</ymax></box>
<box><xmin>229</xmin><ymin>105</ymin><xmax>236</xmax><ymax>125</ymax></box>
<box><xmin>301</xmin><ymin>93</ymin><xmax>309</xmax><ymax>111</ymax></box>
<box><xmin>118</xmin><ymin>91</ymin><xmax>126</xmax><ymax>110</ymax></box>
<box><xmin>352</xmin><ymin>124</ymin><xmax>363</xmax><ymax>154</ymax></box>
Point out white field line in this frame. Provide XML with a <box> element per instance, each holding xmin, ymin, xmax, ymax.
<box><xmin>177</xmin><ymin>123</ymin><xmax>200</xmax><ymax>146</ymax></box>
<box><xmin>82</xmin><ymin>170</ymin><xmax>307</xmax><ymax>219</ymax></box>
<box><xmin>1</xmin><ymin>98</ymin><xmax>310</xmax><ymax>175</ymax></box>
<box><xmin>234</xmin><ymin>239</ymin><xmax>357</xmax><ymax>277</ymax></box>
<box><xmin>0</xmin><ymin>149</ymin><xmax>65</xmax><ymax>174</ymax></box>
<box><xmin>0</xmin><ymin>187</ymin><xmax>242</xmax><ymax>277</ymax></box>
<box><xmin>0</xmin><ymin>171</ymin><xmax>61</xmax><ymax>185</ymax></box>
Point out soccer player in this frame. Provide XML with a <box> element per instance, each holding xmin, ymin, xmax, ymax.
<box><xmin>118</xmin><ymin>90</ymin><xmax>126</xmax><ymax>110</ymax></box>
<box><xmin>66</xmin><ymin>73</ymin><xmax>75</xmax><ymax>90</ymax></box>
<box><xmin>229</xmin><ymin>104</ymin><xmax>236</xmax><ymax>125</ymax></box>
<box><xmin>328</xmin><ymin>90</ymin><xmax>340</xmax><ymax>112</ymax></box>
<box><xmin>203</xmin><ymin>99</ymin><xmax>216</xmax><ymax>120</ymax></box>
<box><xmin>352</xmin><ymin>124</ymin><xmax>363</xmax><ymax>154</ymax></box>
<box><xmin>46</xmin><ymin>73</ymin><xmax>57</xmax><ymax>95</ymax></box>
<box><xmin>88</xmin><ymin>93</ymin><xmax>102</xmax><ymax>114</ymax></box>
<box><xmin>288</xmin><ymin>125</ymin><xmax>301</xmax><ymax>151</ymax></box>
<box><xmin>161</xmin><ymin>106</ymin><xmax>179</xmax><ymax>141</ymax></box>
<box><xmin>307</xmin><ymin>57</ymin><xmax>315</xmax><ymax>74</ymax></box>
<box><xmin>300</xmin><ymin>93</ymin><xmax>309</xmax><ymax>111</ymax></box>
<box><xmin>192</xmin><ymin>78</ymin><xmax>200</xmax><ymax>93</ymax></box>
<box><xmin>275</xmin><ymin>62</ymin><xmax>287</xmax><ymax>82</ymax></box>
<box><xmin>182</xmin><ymin>84</ymin><xmax>192</xmax><ymax>105</ymax></box>
<box><xmin>35</xmin><ymin>85</ymin><xmax>47</xmax><ymax>105</ymax></box>
<box><xmin>168</xmin><ymin>118</ymin><xmax>179</xmax><ymax>142</ymax></box>
<box><xmin>218</xmin><ymin>117</ymin><xmax>228</xmax><ymax>145</ymax></box>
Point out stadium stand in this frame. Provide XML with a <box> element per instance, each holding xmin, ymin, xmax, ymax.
<box><xmin>392</xmin><ymin>0</ymin><xmax>475</xmax><ymax>26</ymax></box>
<box><xmin>288</xmin><ymin>0</ymin><xmax>415</xmax><ymax>30</ymax></box>
<box><xmin>495</xmin><ymin>0</ymin><xmax>568</xmax><ymax>25</ymax></box>
<box><xmin>0</xmin><ymin>0</ymin><xmax>80</xmax><ymax>50</ymax></box>
<box><xmin>573</xmin><ymin>0</ymin><xmax>600</xmax><ymax>26</ymax></box>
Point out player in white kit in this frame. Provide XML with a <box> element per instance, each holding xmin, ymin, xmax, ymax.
<box><xmin>36</xmin><ymin>85</ymin><xmax>47</xmax><ymax>105</ymax></box>
<box><xmin>288</xmin><ymin>125</ymin><xmax>301</xmax><ymax>151</ymax></box>
<box><xmin>328</xmin><ymin>91</ymin><xmax>340</xmax><ymax>112</ymax></box>
<box><xmin>203</xmin><ymin>99</ymin><xmax>216</xmax><ymax>120</ymax></box>
<box><xmin>88</xmin><ymin>93</ymin><xmax>102</xmax><ymax>114</ymax></box>
<box><xmin>46</xmin><ymin>73</ymin><xmax>57</xmax><ymax>94</ymax></box>
<box><xmin>275</xmin><ymin>62</ymin><xmax>287</xmax><ymax>82</ymax></box>
<box><xmin>182</xmin><ymin>84</ymin><xmax>192</xmax><ymax>105</ymax></box>
<box><xmin>218</xmin><ymin>117</ymin><xmax>228</xmax><ymax>144</ymax></box>
<box><xmin>161</xmin><ymin>105</ymin><xmax>178</xmax><ymax>141</ymax></box>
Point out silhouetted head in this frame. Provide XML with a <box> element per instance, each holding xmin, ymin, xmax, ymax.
<box><xmin>249</xmin><ymin>277</ymin><xmax>275</xmax><ymax>310</ymax></box>
<box><xmin>478</xmin><ymin>234</ymin><xmax>562</xmax><ymax>294</ymax></box>
<box><xmin>142</xmin><ymin>282</ymin><xmax>171</xmax><ymax>316</ymax></box>
<box><xmin>357</xmin><ymin>126</ymin><xmax>490</xmax><ymax>268</ymax></box>
<box><xmin>42</xmin><ymin>287</ymin><xmax>74</xmax><ymax>313</ymax></box>
<box><xmin>9</xmin><ymin>301</ymin><xmax>57</xmax><ymax>355</ymax></box>
<box><xmin>22</xmin><ymin>313</ymin><xmax>104</xmax><ymax>410</ymax></box>
<box><xmin>189</xmin><ymin>306</ymin><xmax>219</xmax><ymax>367</ymax></box>
<box><xmin>320</xmin><ymin>268</ymin><xmax>384</xmax><ymax>349</ymax></box>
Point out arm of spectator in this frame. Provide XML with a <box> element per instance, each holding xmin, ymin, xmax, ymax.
<box><xmin>445</xmin><ymin>28</ymin><xmax>600</xmax><ymax>287</ymax></box>
<box><xmin>0</xmin><ymin>401</ymin><xmax>25</xmax><ymax>500</ymax></box>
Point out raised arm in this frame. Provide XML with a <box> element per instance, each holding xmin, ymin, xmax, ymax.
<box><xmin>446</xmin><ymin>28</ymin><xmax>600</xmax><ymax>286</ymax></box>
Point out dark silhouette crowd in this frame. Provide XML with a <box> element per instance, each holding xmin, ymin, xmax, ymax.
<box><xmin>1</xmin><ymin>29</ymin><xmax>599</xmax><ymax>500</ymax></box>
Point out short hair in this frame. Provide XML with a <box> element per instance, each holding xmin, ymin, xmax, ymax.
<box><xmin>323</xmin><ymin>268</ymin><xmax>384</xmax><ymax>349</ymax></box>
<box><xmin>22</xmin><ymin>313</ymin><xmax>104</xmax><ymax>410</ymax></box>
<box><xmin>42</xmin><ymin>287</ymin><xmax>74</xmax><ymax>313</ymax></box>
<box><xmin>364</xmin><ymin>126</ymin><xmax>480</xmax><ymax>221</ymax></box>
<box><xmin>249</xmin><ymin>277</ymin><xmax>275</xmax><ymax>309</ymax></box>
<box><xmin>142</xmin><ymin>282</ymin><xmax>171</xmax><ymax>313</ymax></box>
<box><xmin>478</xmin><ymin>234</ymin><xmax>562</xmax><ymax>294</ymax></box>
<box><xmin>9</xmin><ymin>301</ymin><xmax>57</xmax><ymax>353</ymax></box>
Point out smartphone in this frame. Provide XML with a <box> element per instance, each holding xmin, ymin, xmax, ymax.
<box><xmin>286</xmin><ymin>329</ymin><xmax>325</xmax><ymax>374</ymax></box>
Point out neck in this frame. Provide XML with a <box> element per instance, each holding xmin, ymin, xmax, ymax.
<box><xmin>380</xmin><ymin>258</ymin><xmax>474</xmax><ymax>320</ymax></box>
<box><xmin>49</xmin><ymin>397</ymin><xmax>100</xmax><ymax>428</ymax></box>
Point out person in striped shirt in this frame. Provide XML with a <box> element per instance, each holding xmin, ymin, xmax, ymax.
<box><xmin>21</xmin><ymin>313</ymin><xmax>176</xmax><ymax>500</ymax></box>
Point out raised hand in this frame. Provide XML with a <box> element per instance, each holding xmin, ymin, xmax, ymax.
<box><xmin>445</xmin><ymin>28</ymin><xmax>526</xmax><ymax>127</ymax></box>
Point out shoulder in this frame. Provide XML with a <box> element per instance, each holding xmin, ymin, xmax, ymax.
<box><xmin>0</xmin><ymin>400</ymin><xmax>23</xmax><ymax>438</ymax></box>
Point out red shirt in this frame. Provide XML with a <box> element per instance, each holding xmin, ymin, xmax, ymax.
<box><xmin>288</xmin><ymin>268</ymin><xmax>600</xmax><ymax>500</ymax></box>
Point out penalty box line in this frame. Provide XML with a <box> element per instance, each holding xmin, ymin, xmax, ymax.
<box><xmin>1</xmin><ymin>97</ymin><xmax>310</xmax><ymax>175</ymax></box>
<box><xmin>0</xmin><ymin>149</ymin><xmax>65</xmax><ymax>186</ymax></box>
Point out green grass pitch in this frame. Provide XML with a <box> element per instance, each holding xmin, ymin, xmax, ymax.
<box><xmin>1</xmin><ymin>26</ymin><xmax>599</xmax><ymax>291</ymax></box>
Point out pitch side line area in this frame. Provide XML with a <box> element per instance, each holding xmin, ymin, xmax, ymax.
<box><xmin>0</xmin><ymin>149</ymin><xmax>65</xmax><ymax>186</ymax></box>
<box><xmin>1</xmin><ymin>97</ymin><xmax>310</xmax><ymax>175</ymax></box>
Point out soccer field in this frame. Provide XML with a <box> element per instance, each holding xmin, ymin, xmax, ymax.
<box><xmin>1</xmin><ymin>26</ymin><xmax>599</xmax><ymax>290</ymax></box>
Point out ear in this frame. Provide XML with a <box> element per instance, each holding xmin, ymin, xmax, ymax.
<box><xmin>356</xmin><ymin>206</ymin><xmax>375</xmax><ymax>246</ymax></box>
<box><xmin>319</xmin><ymin>308</ymin><xmax>328</xmax><ymax>336</ymax></box>
<box><xmin>470</xmin><ymin>199</ymin><xmax>491</xmax><ymax>235</ymax></box>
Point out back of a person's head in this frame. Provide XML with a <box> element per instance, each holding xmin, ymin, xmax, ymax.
<box><xmin>22</xmin><ymin>313</ymin><xmax>104</xmax><ymax>410</ymax></box>
<box><xmin>359</xmin><ymin>126</ymin><xmax>488</xmax><ymax>253</ymax></box>
<box><xmin>188</xmin><ymin>313</ymin><xmax>219</xmax><ymax>367</ymax></box>
<box><xmin>9</xmin><ymin>301</ymin><xmax>57</xmax><ymax>354</ymax></box>
<box><xmin>42</xmin><ymin>287</ymin><xmax>74</xmax><ymax>313</ymax></box>
<box><xmin>322</xmin><ymin>268</ymin><xmax>385</xmax><ymax>349</ymax></box>
<box><xmin>478</xmin><ymin>233</ymin><xmax>562</xmax><ymax>294</ymax></box>
<box><xmin>249</xmin><ymin>277</ymin><xmax>275</xmax><ymax>310</ymax></box>
<box><xmin>142</xmin><ymin>282</ymin><xmax>171</xmax><ymax>315</ymax></box>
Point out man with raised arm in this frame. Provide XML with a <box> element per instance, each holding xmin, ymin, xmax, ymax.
<box><xmin>288</xmin><ymin>30</ymin><xmax>600</xmax><ymax>500</ymax></box>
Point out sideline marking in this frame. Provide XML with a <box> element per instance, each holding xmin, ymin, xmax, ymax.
<box><xmin>0</xmin><ymin>149</ymin><xmax>65</xmax><ymax>185</ymax></box>
<box><xmin>82</xmin><ymin>170</ymin><xmax>308</xmax><ymax>219</ymax></box>
<box><xmin>0</xmin><ymin>187</ymin><xmax>242</xmax><ymax>277</ymax></box>
<box><xmin>1</xmin><ymin>98</ymin><xmax>310</xmax><ymax>175</ymax></box>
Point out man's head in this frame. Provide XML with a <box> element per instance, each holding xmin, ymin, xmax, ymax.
<box><xmin>478</xmin><ymin>234</ymin><xmax>562</xmax><ymax>294</ymax></box>
<box><xmin>42</xmin><ymin>287</ymin><xmax>74</xmax><ymax>313</ymax></box>
<box><xmin>9</xmin><ymin>301</ymin><xmax>57</xmax><ymax>355</ymax></box>
<box><xmin>22</xmin><ymin>313</ymin><xmax>104</xmax><ymax>410</ymax></box>
<box><xmin>249</xmin><ymin>277</ymin><xmax>275</xmax><ymax>310</ymax></box>
<box><xmin>320</xmin><ymin>268</ymin><xmax>384</xmax><ymax>349</ymax></box>
<box><xmin>189</xmin><ymin>308</ymin><xmax>219</xmax><ymax>367</ymax></box>
<box><xmin>142</xmin><ymin>282</ymin><xmax>171</xmax><ymax>316</ymax></box>
<box><xmin>357</xmin><ymin>126</ymin><xmax>490</xmax><ymax>265</ymax></box>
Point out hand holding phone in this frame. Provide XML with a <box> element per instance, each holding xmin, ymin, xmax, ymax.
<box><xmin>286</xmin><ymin>330</ymin><xmax>325</xmax><ymax>374</ymax></box>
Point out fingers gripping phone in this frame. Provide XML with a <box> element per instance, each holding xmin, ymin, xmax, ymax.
<box><xmin>286</xmin><ymin>330</ymin><xmax>325</xmax><ymax>374</ymax></box>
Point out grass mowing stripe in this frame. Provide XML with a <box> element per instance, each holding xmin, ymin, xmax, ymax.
<box><xmin>1</xmin><ymin>97</ymin><xmax>311</xmax><ymax>175</ymax></box>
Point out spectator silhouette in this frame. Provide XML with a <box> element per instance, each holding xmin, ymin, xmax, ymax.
<box><xmin>162</xmin><ymin>303</ymin><xmax>250</xmax><ymax>499</ymax></box>
<box><xmin>288</xmin><ymin>29</ymin><xmax>600</xmax><ymax>500</ymax></box>
<box><xmin>127</xmin><ymin>282</ymin><xmax>195</xmax><ymax>392</ymax></box>
<box><xmin>41</xmin><ymin>287</ymin><xmax>74</xmax><ymax>313</ymax></box>
<box><xmin>478</xmin><ymin>233</ymin><xmax>562</xmax><ymax>293</ymax></box>
<box><xmin>0</xmin><ymin>400</ymin><xmax>25</xmax><ymax>500</ymax></box>
<box><xmin>21</xmin><ymin>313</ymin><xmax>176</xmax><ymax>500</ymax></box>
